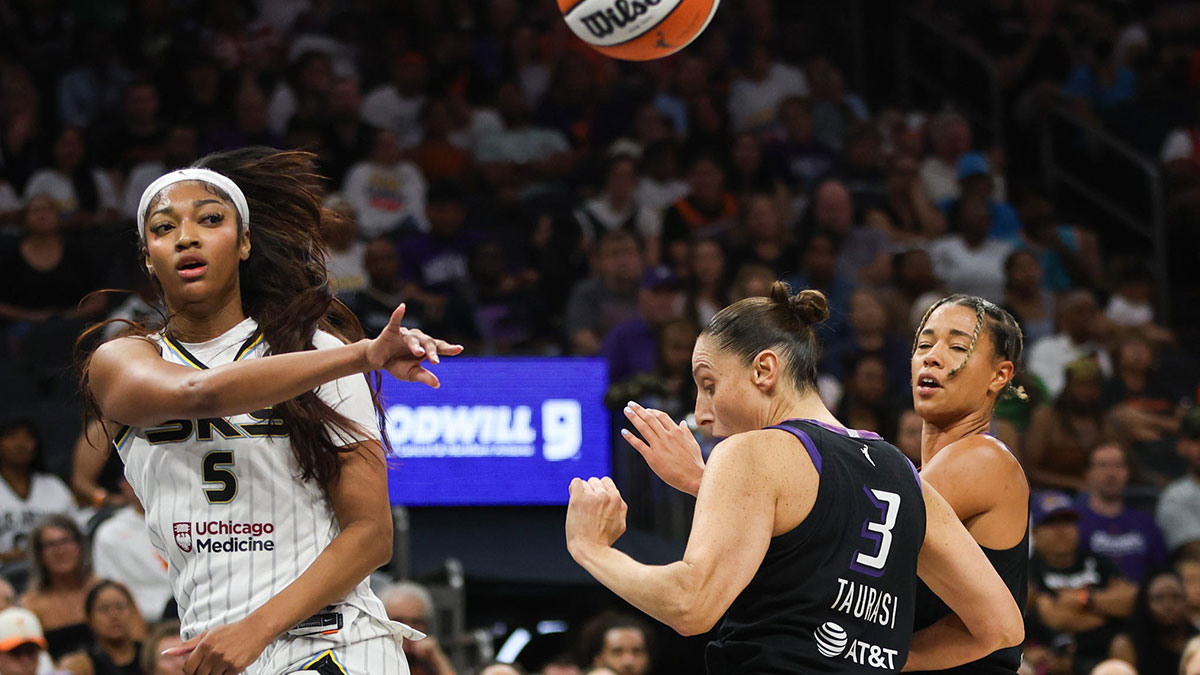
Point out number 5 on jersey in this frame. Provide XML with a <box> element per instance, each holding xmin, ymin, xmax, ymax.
<box><xmin>202</xmin><ymin>450</ymin><xmax>237</xmax><ymax>503</ymax></box>
<box><xmin>851</xmin><ymin>488</ymin><xmax>900</xmax><ymax>577</ymax></box>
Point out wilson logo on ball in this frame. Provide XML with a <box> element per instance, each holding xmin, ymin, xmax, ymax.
<box><xmin>559</xmin><ymin>0</ymin><xmax>719</xmax><ymax>61</ymax></box>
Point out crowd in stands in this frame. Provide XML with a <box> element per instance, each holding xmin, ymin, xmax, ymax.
<box><xmin>1</xmin><ymin>0</ymin><xmax>1200</xmax><ymax>673</ymax></box>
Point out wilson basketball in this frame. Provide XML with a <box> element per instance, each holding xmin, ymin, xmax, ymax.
<box><xmin>559</xmin><ymin>0</ymin><xmax>721</xmax><ymax>61</ymax></box>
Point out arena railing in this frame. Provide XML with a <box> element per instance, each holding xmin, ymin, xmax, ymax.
<box><xmin>896</xmin><ymin>7</ymin><xmax>1005</xmax><ymax>149</ymax></box>
<box><xmin>1038</xmin><ymin>103</ymin><xmax>1171</xmax><ymax>322</ymax></box>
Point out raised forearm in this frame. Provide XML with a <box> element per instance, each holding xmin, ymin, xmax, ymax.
<box><xmin>571</xmin><ymin>544</ymin><xmax>703</xmax><ymax>635</ymax></box>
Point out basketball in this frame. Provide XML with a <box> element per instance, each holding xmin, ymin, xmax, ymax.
<box><xmin>559</xmin><ymin>0</ymin><xmax>721</xmax><ymax>61</ymax></box>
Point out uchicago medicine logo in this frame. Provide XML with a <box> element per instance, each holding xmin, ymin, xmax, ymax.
<box><xmin>173</xmin><ymin>522</ymin><xmax>192</xmax><ymax>553</ymax></box>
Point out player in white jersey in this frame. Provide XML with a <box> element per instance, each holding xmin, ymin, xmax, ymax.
<box><xmin>77</xmin><ymin>147</ymin><xmax>462</xmax><ymax>675</ymax></box>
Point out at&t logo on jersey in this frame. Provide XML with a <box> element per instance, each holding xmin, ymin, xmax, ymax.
<box><xmin>813</xmin><ymin>619</ymin><xmax>900</xmax><ymax>670</ymax></box>
<box><xmin>174</xmin><ymin>520</ymin><xmax>276</xmax><ymax>553</ymax></box>
<box><xmin>386</xmin><ymin>400</ymin><xmax>582</xmax><ymax>461</ymax></box>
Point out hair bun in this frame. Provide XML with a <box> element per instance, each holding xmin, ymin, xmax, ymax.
<box><xmin>769</xmin><ymin>282</ymin><xmax>830</xmax><ymax>327</ymax></box>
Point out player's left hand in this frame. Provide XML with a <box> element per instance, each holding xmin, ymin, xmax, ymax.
<box><xmin>165</xmin><ymin>618</ymin><xmax>273</xmax><ymax>675</ymax></box>
<box><xmin>565</xmin><ymin>476</ymin><xmax>627</xmax><ymax>558</ymax></box>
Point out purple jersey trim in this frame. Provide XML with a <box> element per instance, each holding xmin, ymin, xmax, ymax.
<box><xmin>781</xmin><ymin>418</ymin><xmax>884</xmax><ymax>441</ymax></box>
<box><xmin>906</xmin><ymin>457</ymin><xmax>923</xmax><ymax>493</ymax></box>
<box><xmin>764</xmin><ymin>424</ymin><xmax>822</xmax><ymax>475</ymax></box>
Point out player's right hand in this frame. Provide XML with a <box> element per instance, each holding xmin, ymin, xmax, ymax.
<box><xmin>621</xmin><ymin>401</ymin><xmax>706</xmax><ymax>496</ymax></box>
<box><xmin>364</xmin><ymin>303</ymin><xmax>464</xmax><ymax>388</ymax></box>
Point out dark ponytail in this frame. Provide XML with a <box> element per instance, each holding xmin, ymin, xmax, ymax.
<box><xmin>77</xmin><ymin>148</ymin><xmax>385</xmax><ymax>496</ymax></box>
<box><xmin>702</xmin><ymin>281</ymin><xmax>829</xmax><ymax>392</ymax></box>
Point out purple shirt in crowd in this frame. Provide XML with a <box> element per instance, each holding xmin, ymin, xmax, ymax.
<box><xmin>1075</xmin><ymin>494</ymin><xmax>1169</xmax><ymax>583</ymax></box>
<box><xmin>602</xmin><ymin>317</ymin><xmax>657</xmax><ymax>384</ymax></box>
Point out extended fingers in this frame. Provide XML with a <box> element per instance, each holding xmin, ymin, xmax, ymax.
<box><xmin>627</xmin><ymin>400</ymin><xmax>675</xmax><ymax>438</ymax></box>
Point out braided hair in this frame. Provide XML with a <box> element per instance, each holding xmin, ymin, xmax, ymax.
<box><xmin>913</xmin><ymin>294</ymin><xmax>1026</xmax><ymax>399</ymax></box>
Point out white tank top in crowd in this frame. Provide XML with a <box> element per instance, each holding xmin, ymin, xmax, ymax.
<box><xmin>113</xmin><ymin>317</ymin><xmax>421</xmax><ymax>648</ymax></box>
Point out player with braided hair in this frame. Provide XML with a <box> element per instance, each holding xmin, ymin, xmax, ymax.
<box><xmin>908</xmin><ymin>294</ymin><xmax>1030</xmax><ymax>674</ymax></box>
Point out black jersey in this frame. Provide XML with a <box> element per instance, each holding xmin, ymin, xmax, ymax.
<box><xmin>705</xmin><ymin>419</ymin><xmax>927</xmax><ymax>674</ymax></box>
<box><xmin>910</xmin><ymin>438</ymin><xmax>1029</xmax><ymax>675</ymax></box>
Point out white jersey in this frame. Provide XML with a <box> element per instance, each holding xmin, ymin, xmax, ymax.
<box><xmin>114</xmin><ymin>317</ymin><xmax>420</xmax><ymax>672</ymax></box>
<box><xmin>0</xmin><ymin>473</ymin><xmax>75</xmax><ymax>553</ymax></box>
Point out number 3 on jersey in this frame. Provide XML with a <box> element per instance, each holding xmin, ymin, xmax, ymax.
<box><xmin>202</xmin><ymin>450</ymin><xmax>237</xmax><ymax>503</ymax></box>
<box><xmin>851</xmin><ymin>487</ymin><xmax>900</xmax><ymax>577</ymax></box>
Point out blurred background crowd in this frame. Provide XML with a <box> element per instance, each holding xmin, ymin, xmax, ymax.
<box><xmin>2</xmin><ymin>0</ymin><xmax>1200</xmax><ymax>673</ymax></box>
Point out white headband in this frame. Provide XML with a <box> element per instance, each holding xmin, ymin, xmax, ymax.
<box><xmin>136</xmin><ymin>168</ymin><xmax>250</xmax><ymax>237</ymax></box>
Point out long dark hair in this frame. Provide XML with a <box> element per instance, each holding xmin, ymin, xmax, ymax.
<box><xmin>77</xmin><ymin>148</ymin><xmax>385</xmax><ymax>495</ymax></box>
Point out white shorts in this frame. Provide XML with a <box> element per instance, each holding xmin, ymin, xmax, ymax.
<box><xmin>249</xmin><ymin>634</ymin><xmax>411</xmax><ymax>675</ymax></box>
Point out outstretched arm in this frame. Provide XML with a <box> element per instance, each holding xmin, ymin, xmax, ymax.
<box><xmin>90</xmin><ymin>304</ymin><xmax>462</xmax><ymax>427</ymax></box>
<box><xmin>903</xmin><ymin>482</ymin><xmax>1024</xmax><ymax>671</ymax></box>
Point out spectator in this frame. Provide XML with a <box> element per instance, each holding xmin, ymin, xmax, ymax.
<box><xmin>928</xmin><ymin>194</ymin><xmax>1015</xmax><ymax>302</ymax></box>
<box><xmin>937</xmin><ymin>152</ymin><xmax>1023</xmax><ymax>243</ymax></box>
<box><xmin>361</xmin><ymin>52</ymin><xmax>427</xmax><ymax>149</ymax></box>
<box><xmin>1157</xmin><ymin>409</ymin><xmax>1200</xmax><ymax>560</ymax></box>
<box><xmin>563</xmin><ymin>229</ymin><xmax>643</xmax><ymax>356</ymax></box>
<box><xmin>1028</xmin><ymin>491</ymin><xmax>1136</xmax><ymax>675</ymax></box>
<box><xmin>835</xmin><ymin>354</ymin><xmax>902</xmax><ymax>439</ymax></box>
<box><xmin>821</xmin><ymin>288</ymin><xmax>911</xmax><ymax>398</ymax></box>
<box><xmin>1026</xmin><ymin>359</ymin><xmax>1114</xmax><ymax>492</ymax></box>
<box><xmin>1075</xmin><ymin>441</ymin><xmax>1168</xmax><ymax>584</ymax></box>
<box><xmin>343</xmin><ymin>128</ymin><xmax>429</xmax><ymax>239</ymax></box>
<box><xmin>727</xmin><ymin>44</ymin><xmax>809</xmax><ymax>133</ymax></box>
<box><xmin>1184</xmin><ymin>636</ymin><xmax>1200</xmax><ymax>675</ymax></box>
<box><xmin>58</xmin><ymin>581</ymin><xmax>142</xmax><ymax>675</ymax></box>
<box><xmin>1088</xmin><ymin>660</ymin><xmax>1135</xmax><ymax>675</ymax></box>
<box><xmin>729</xmin><ymin>194</ymin><xmax>798</xmax><ymax>280</ymax></box>
<box><xmin>808</xmin><ymin>179</ymin><xmax>891</xmax><ymax>286</ymax></box>
<box><xmin>920</xmin><ymin>111</ymin><xmax>1003</xmax><ymax>205</ymax></box>
<box><xmin>321</xmin><ymin>195</ymin><xmax>367</xmax><ymax>296</ymax></box>
<box><xmin>1028</xmin><ymin>290</ymin><xmax>1114</xmax><ymax>398</ymax></box>
<box><xmin>684</xmin><ymin>238</ymin><xmax>731</xmax><ymax>328</ymax></box>
<box><xmin>763</xmin><ymin>96</ymin><xmax>838</xmax><ymax>193</ymax></box>
<box><xmin>0</xmin><ymin>194</ymin><xmax>108</xmax><ymax>325</ymax></box>
<box><xmin>576</xmin><ymin>612</ymin><xmax>651</xmax><ymax>675</ymax></box>
<box><xmin>574</xmin><ymin>155</ymin><xmax>662</xmax><ymax>264</ymax></box>
<box><xmin>93</xmin><ymin>79</ymin><xmax>165</xmax><ymax>174</ymax></box>
<box><xmin>1104</xmin><ymin>263</ymin><xmax>1158</xmax><ymax>332</ymax></box>
<box><xmin>782</xmin><ymin>231</ymin><xmax>856</xmax><ymax>337</ymax></box>
<box><xmin>475</xmin><ymin>82</ymin><xmax>573</xmax><ymax>203</ymax></box>
<box><xmin>478</xmin><ymin>665</ymin><xmax>524</xmax><ymax>675</ymax></box>
<box><xmin>729</xmin><ymin>263</ymin><xmax>776</xmax><ymax>301</ymax></box>
<box><xmin>162</xmin><ymin>56</ymin><xmax>227</xmax><ymax>133</ymax></box>
<box><xmin>1065</xmin><ymin>41</ymin><xmax>1137</xmax><ymax>114</ymax></box>
<box><xmin>23</xmin><ymin>127</ymin><xmax>119</xmax><ymax>229</ymax></box>
<box><xmin>1003</xmin><ymin>248</ymin><xmax>1057</xmax><ymax>346</ymax></box>
<box><xmin>120</xmin><ymin>124</ymin><xmax>200</xmax><ymax>222</ymax></box>
<box><xmin>0</xmin><ymin>607</ymin><xmax>54</xmax><ymax>675</ymax></box>
<box><xmin>139</xmin><ymin>620</ymin><xmax>183</xmax><ymax>675</ymax></box>
<box><xmin>540</xmin><ymin>656</ymin><xmax>581</xmax><ymax>675</ymax></box>
<box><xmin>865</xmin><ymin>152</ymin><xmax>945</xmax><ymax>243</ymax></box>
<box><xmin>726</xmin><ymin>133</ymin><xmax>788</xmax><ymax>207</ymax></box>
<box><xmin>882</xmin><ymin>248</ymin><xmax>942</xmax><ymax>337</ymax></box>
<box><xmin>266</xmin><ymin>51</ymin><xmax>333</xmax><ymax>138</ymax></box>
<box><xmin>1016</xmin><ymin>191</ymin><xmax>1102</xmax><ymax>293</ymax></box>
<box><xmin>381</xmin><ymin>581</ymin><xmax>456</xmax><ymax>675</ymax></box>
<box><xmin>468</xmin><ymin>240</ymin><xmax>549</xmax><ymax>354</ymax></box>
<box><xmin>343</xmin><ymin>238</ymin><xmax>426</xmax><ymax>338</ymax></box>
<box><xmin>1110</xmin><ymin>570</ymin><xmax>1197</xmax><ymax>674</ymax></box>
<box><xmin>412</xmin><ymin>98</ymin><xmax>472</xmax><ymax>185</ymax></box>
<box><xmin>603</xmin><ymin>266</ymin><xmax>683</xmax><ymax>383</ymax></box>
<box><xmin>895</xmin><ymin>408</ymin><xmax>923</xmax><ymax>466</ymax></box>
<box><xmin>0</xmin><ymin>419</ymin><xmax>75</xmax><ymax>565</ymax></box>
<box><xmin>203</xmin><ymin>83</ymin><xmax>279</xmax><ymax>153</ymax></box>
<box><xmin>320</xmin><ymin>77</ymin><xmax>374</xmax><ymax>188</ymax></box>
<box><xmin>91</xmin><ymin>483</ymin><xmax>171</xmax><ymax>622</ymax></box>
<box><xmin>836</xmin><ymin>125</ymin><xmax>888</xmax><ymax>211</ymax></box>
<box><xmin>21</xmin><ymin>515</ymin><xmax>99</xmax><ymax>661</ymax></box>
<box><xmin>805</xmin><ymin>56</ymin><xmax>868</xmax><ymax>150</ymax></box>
<box><xmin>661</xmin><ymin>151</ymin><xmax>738</xmax><ymax>271</ymax></box>
<box><xmin>55</xmin><ymin>29</ymin><xmax>130</xmax><ymax>128</ymax></box>
<box><xmin>1104</xmin><ymin>334</ymin><xmax>1183</xmax><ymax>459</ymax></box>
<box><xmin>636</xmin><ymin>141</ymin><xmax>689</xmax><ymax>213</ymax></box>
<box><xmin>1181</xmin><ymin>558</ymin><xmax>1200</xmax><ymax>630</ymax></box>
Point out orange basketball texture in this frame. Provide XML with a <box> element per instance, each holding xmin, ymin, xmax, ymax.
<box><xmin>558</xmin><ymin>0</ymin><xmax>720</xmax><ymax>61</ymax></box>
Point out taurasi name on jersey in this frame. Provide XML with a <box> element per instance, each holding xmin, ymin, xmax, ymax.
<box><xmin>831</xmin><ymin>577</ymin><xmax>900</xmax><ymax>629</ymax></box>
